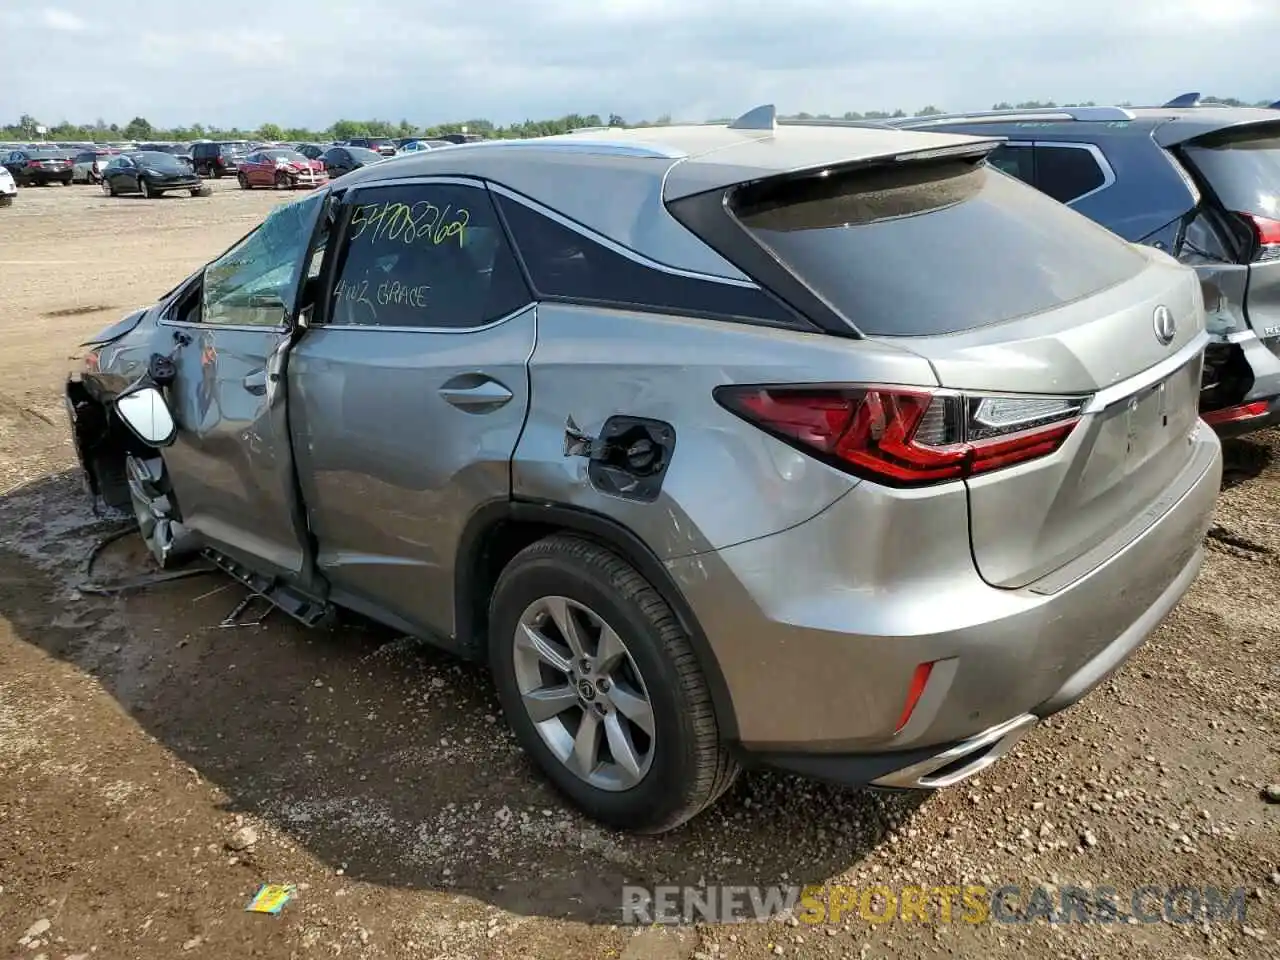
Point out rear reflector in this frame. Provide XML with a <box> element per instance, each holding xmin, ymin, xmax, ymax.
<box><xmin>896</xmin><ymin>662</ymin><xmax>934</xmax><ymax>733</ymax></box>
<box><xmin>715</xmin><ymin>385</ymin><xmax>1084</xmax><ymax>487</ymax></box>
<box><xmin>1201</xmin><ymin>399</ymin><xmax>1270</xmax><ymax>425</ymax></box>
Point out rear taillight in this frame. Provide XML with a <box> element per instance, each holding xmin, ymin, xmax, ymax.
<box><xmin>714</xmin><ymin>386</ymin><xmax>1085</xmax><ymax>487</ymax></box>
<box><xmin>216</xmin><ymin>156</ymin><xmax>226</xmax><ymax>166</ymax></box>
<box><xmin>1235</xmin><ymin>212</ymin><xmax>1280</xmax><ymax>263</ymax></box>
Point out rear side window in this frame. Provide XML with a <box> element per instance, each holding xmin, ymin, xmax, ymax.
<box><xmin>1182</xmin><ymin>126</ymin><xmax>1280</xmax><ymax>221</ymax></box>
<box><xmin>986</xmin><ymin>144</ymin><xmax>1034</xmax><ymax>184</ymax></box>
<box><xmin>731</xmin><ymin>159</ymin><xmax>1147</xmax><ymax>337</ymax></box>
<box><xmin>1034</xmin><ymin>145</ymin><xmax>1107</xmax><ymax>203</ymax></box>
<box><xmin>494</xmin><ymin>193</ymin><xmax>798</xmax><ymax>324</ymax></box>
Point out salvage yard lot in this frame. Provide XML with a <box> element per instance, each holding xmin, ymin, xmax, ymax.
<box><xmin>0</xmin><ymin>180</ymin><xmax>1276</xmax><ymax>960</ymax></box>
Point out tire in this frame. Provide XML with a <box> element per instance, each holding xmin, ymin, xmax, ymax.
<box><xmin>212</xmin><ymin>166</ymin><xmax>223</xmax><ymax>179</ymax></box>
<box><xmin>102</xmin><ymin>178</ymin><xmax>115</xmax><ymax>197</ymax></box>
<box><xmin>0</xmin><ymin>195</ymin><xmax>12</xmax><ymax>207</ymax></box>
<box><xmin>139</xmin><ymin>176</ymin><xmax>152</xmax><ymax>199</ymax></box>
<box><xmin>274</xmin><ymin>171</ymin><xmax>289</xmax><ymax>189</ymax></box>
<box><xmin>238</xmin><ymin>172</ymin><xmax>250</xmax><ymax>190</ymax></box>
<box><xmin>488</xmin><ymin>534</ymin><xmax>739</xmax><ymax>833</ymax></box>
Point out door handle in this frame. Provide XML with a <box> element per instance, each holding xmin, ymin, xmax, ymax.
<box><xmin>438</xmin><ymin>378</ymin><xmax>513</xmax><ymax>410</ymax></box>
<box><xmin>243</xmin><ymin>370</ymin><xmax>268</xmax><ymax>395</ymax></box>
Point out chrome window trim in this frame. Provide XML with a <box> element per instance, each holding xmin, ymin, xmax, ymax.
<box><xmin>1031</xmin><ymin>140</ymin><xmax>1116</xmax><ymax>205</ymax></box>
<box><xmin>320</xmin><ymin>302</ymin><xmax>535</xmax><ymax>335</ymax></box>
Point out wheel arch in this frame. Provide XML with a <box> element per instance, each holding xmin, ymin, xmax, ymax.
<box><xmin>454</xmin><ymin>500</ymin><xmax>740</xmax><ymax>741</ymax></box>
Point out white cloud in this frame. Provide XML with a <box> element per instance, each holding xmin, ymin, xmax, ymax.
<box><xmin>40</xmin><ymin>7</ymin><xmax>87</xmax><ymax>31</ymax></box>
<box><xmin>4</xmin><ymin>0</ymin><xmax>1280</xmax><ymax>130</ymax></box>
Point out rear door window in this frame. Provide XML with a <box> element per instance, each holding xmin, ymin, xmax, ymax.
<box><xmin>731</xmin><ymin>158</ymin><xmax>1147</xmax><ymax>337</ymax></box>
<box><xmin>1034</xmin><ymin>144</ymin><xmax>1108</xmax><ymax>203</ymax></box>
<box><xmin>326</xmin><ymin>182</ymin><xmax>530</xmax><ymax>329</ymax></box>
<box><xmin>1182</xmin><ymin>125</ymin><xmax>1280</xmax><ymax>221</ymax></box>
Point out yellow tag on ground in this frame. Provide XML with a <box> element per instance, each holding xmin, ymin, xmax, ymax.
<box><xmin>245</xmin><ymin>884</ymin><xmax>295</xmax><ymax>914</ymax></box>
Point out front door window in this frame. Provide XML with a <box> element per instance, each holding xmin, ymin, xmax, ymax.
<box><xmin>202</xmin><ymin>190</ymin><xmax>326</xmax><ymax>327</ymax></box>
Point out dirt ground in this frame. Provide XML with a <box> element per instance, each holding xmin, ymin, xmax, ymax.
<box><xmin>0</xmin><ymin>179</ymin><xmax>1276</xmax><ymax>960</ymax></box>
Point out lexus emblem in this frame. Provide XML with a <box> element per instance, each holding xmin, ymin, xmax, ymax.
<box><xmin>1153</xmin><ymin>305</ymin><xmax>1177</xmax><ymax>346</ymax></box>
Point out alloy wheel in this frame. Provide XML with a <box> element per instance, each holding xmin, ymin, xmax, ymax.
<box><xmin>512</xmin><ymin>595</ymin><xmax>655</xmax><ymax>791</ymax></box>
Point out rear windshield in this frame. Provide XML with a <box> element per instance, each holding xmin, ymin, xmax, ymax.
<box><xmin>731</xmin><ymin>158</ymin><xmax>1147</xmax><ymax>337</ymax></box>
<box><xmin>346</xmin><ymin>147</ymin><xmax>382</xmax><ymax>163</ymax></box>
<box><xmin>1182</xmin><ymin>125</ymin><xmax>1280</xmax><ymax>221</ymax></box>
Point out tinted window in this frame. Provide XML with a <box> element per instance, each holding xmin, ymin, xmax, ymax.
<box><xmin>346</xmin><ymin>147</ymin><xmax>382</xmax><ymax>164</ymax></box>
<box><xmin>732</xmin><ymin>159</ymin><xmax>1146</xmax><ymax>337</ymax></box>
<box><xmin>986</xmin><ymin>144</ymin><xmax>1034</xmax><ymax>184</ymax></box>
<box><xmin>328</xmin><ymin>183</ymin><xmax>530</xmax><ymax>329</ymax></box>
<box><xmin>1034</xmin><ymin>145</ymin><xmax>1107</xmax><ymax>203</ymax></box>
<box><xmin>1182</xmin><ymin>126</ymin><xmax>1280</xmax><ymax>221</ymax></box>
<box><xmin>135</xmin><ymin>151</ymin><xmax>187</xmax><ymax>172</ymax></box>
<box><xmin>495</xmin><ymin>193</ymin><xmax>797</xmax><ymax>324</ymax></box>
<box><xmin>264</xmin><ymin>149</ymin><xmax>306</xmax><ymax>161</ymax></box>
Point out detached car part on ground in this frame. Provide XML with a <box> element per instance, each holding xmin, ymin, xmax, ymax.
<box><xmin>65</xmin><ymin>108</ymin><xmax>1222</xmax><ymax>833</ymax></box>
<box><xmin>100</xmin><ymin>152</ymin><xmax>211</xmax><ymax>199</ymax></box>
<box><xmin>894</xmin><ymin>96</ymin><xmax>1280</xmax><ymax>438</ymax></box>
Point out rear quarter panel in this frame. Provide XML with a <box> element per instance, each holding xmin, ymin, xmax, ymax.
<box><xmin>513</xmin><ymin>304</ymin><xmax>939</xmax><ymax>560</ymax></box>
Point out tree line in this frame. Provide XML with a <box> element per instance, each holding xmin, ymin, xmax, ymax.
<box><xmin>4</xmin><ymin>97</ymin><xmax>1276</xmax><ymax>143</ymax></box>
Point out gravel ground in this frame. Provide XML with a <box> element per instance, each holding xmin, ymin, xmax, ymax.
<box><xmin>0</xmin><ymin>179</ymin><xmax>1276</xmax><ymax>959</ymax></box>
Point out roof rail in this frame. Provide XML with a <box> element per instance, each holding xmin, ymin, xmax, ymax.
<box><xmin>1163</xmin><ymin>92</ymin><xmax>1202</xmax><ymax>107</ymax></box>
<box><xmin>727</xmin><ymin>104</ymin><xmax>776</xmax><ymax>131</ymax></box>
<box><xmin>887</xmin><ymin>106</ymin><xmax>1135</xmax><ymax>126</ymax></box>
<box><xmin>776</xmin><ymin>117</ymin><xmax>896</xmax><ymax>130</ymax></box>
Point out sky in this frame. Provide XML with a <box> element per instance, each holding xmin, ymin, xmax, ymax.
<box><xmin>2</xmin><ymin>0</ymin><xmax>1279</xmax><ymax>131</ymax></box>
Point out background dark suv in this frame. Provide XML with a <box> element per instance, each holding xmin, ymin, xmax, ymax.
<box><xmin>190</xmin><ymin>140</ymin><xmax>249</xmax><ymax>178</ymax></box>
<box><xmin>895</xmin><ymin>95</ymin><xmax>1280</xmax><ymax>436</ymax></box>
<box><xmin>344</xmin><ymin>137</ymin><xmax>398</xmax><ymax>157</ymax></box>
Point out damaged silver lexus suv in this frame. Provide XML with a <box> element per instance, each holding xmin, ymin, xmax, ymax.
<box><xmin>65</xmin><ymin>106</ymin><xmax>1222</xmax><ymax>833</ymax></box>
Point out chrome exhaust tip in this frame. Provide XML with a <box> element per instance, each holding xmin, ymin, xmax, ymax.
<box><xmin>870</xmin><ymin>714</ymin><xmax>1038</xmax><ymax>790</ymax></box>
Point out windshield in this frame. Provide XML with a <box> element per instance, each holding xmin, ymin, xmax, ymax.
<box><xmin>134</xmin><ymin>151</ymin><xmax>189</xmax><ymax>172</ymax></box>
<box><xmin>346</xmin><ymin>147</ymin><xmax>382</xmax><ymax>163</ymax></box>
<box><xmin>220</xmin><ymin>143</ymin><xmax>247</xmax><ymax>155</ymax></box>
<box><xmin>731</xmin><ymin>158</ymin><xmax>1147</xmax><ymax>337</ymax></box>
<box><xmin>1182</xmin><ymin>125</ymin><xmax>1280</xmax><ymax>221</ymax></box>
<box><xmin>264</xmin><ymin>149</ymin><xmax>307</xmax><ymax>161</ymax></box>
<box><xmin>29</xmin><ymin>147</ymin><xmax>67</xmax><ymax>158</ymax></box>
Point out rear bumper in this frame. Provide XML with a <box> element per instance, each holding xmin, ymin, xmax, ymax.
<box><xmin>668</xmin><ymin>421</ymin><xmax>1222</xmax><ymax>785</ymax></box>
<box><xmin>20</xmin><ymin>170</ymin><xmax>71</xmax><ymax>183</ymax></box>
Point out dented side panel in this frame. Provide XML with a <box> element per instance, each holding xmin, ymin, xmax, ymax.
<box><xmin>512</xmin><ymin>303</ymin><xmax>937</xmax><ymax>560</ymax></box>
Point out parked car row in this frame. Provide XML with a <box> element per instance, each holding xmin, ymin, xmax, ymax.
<box><xmin>63</xmin><ymin>95</ymin><xmax>1272</xmax><ymax>834</ymax></box>
<box><xmin>0</xmin><ymin>133</ymin><xmax>478</xmax><ymax>204</ymax></box>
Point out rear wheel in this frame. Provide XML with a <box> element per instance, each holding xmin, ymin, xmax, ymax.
<box><xmin>237</xmin><ymin>172</ymin><xmax>250</xmax><ymax>190</ymax></box>
<box><xmin>488</xmin><ymin>535</ymin><xmax>739</xmax><ymax>833</ymax></box>
<box><xmin>212</xmin><ymin>165</ymin><xmax>223</xmax><ymax>179</ymax></box>
<box><xmin>0</xmin><ymin>195</ymin><xmax>12</xmax><ymax>207</ymax></box>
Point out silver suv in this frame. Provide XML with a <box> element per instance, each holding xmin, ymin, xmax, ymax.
<box><xmin>66</xmin><ymin>106</ymin><xmax>1223</xmax><ymax>833</ymax></box>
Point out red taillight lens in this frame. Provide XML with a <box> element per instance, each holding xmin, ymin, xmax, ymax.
<box><xmin>1235</xmin><ymin>212</ymin><xmax>1280</xmax><ymax>263</ymax></box>
<box><xmin>1202</xmin><ymin>400</ymin><xmax>1270</xmax><ymax>425</ymax></box>
<box><xmin>716</xmin><ymin>386</ymin><xmax>1083</xmax><ymax>487</ymax></box>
